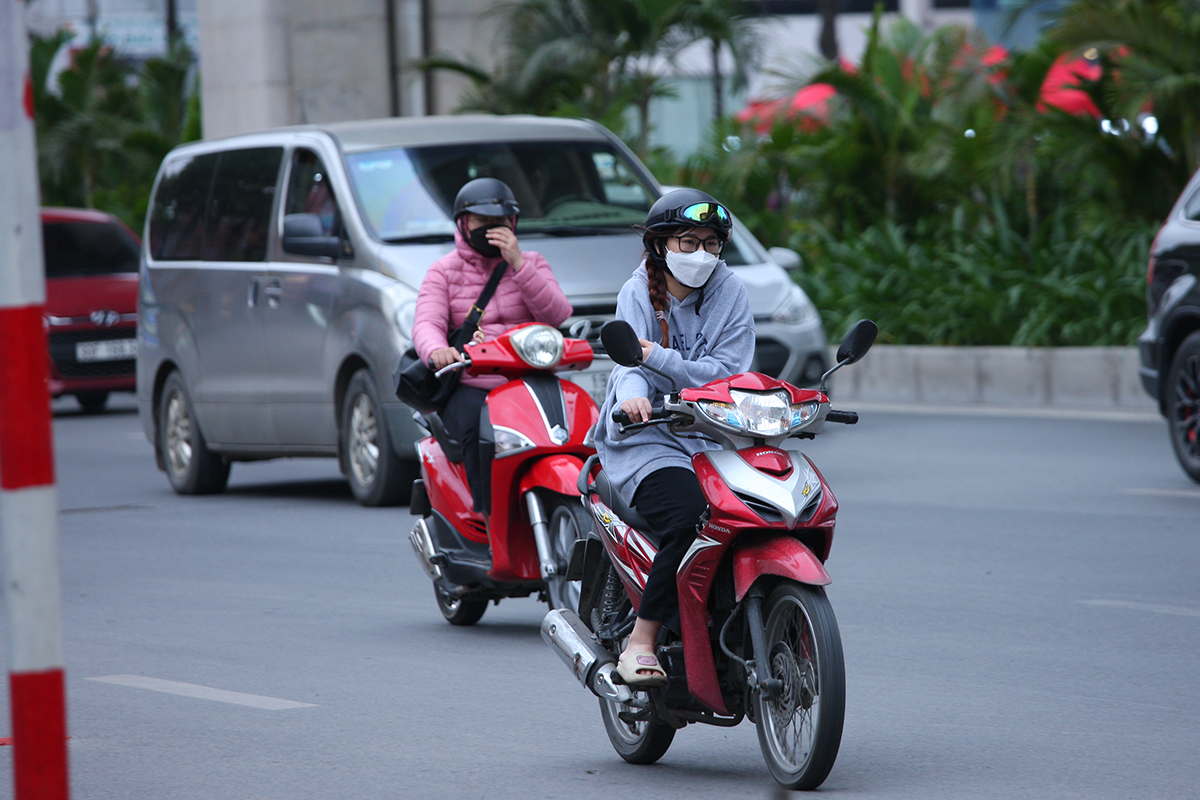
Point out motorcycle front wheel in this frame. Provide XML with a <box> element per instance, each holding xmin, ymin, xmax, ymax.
<box><xmin>753</xmin><ymin>582</ymin><xmax>845</xmax><ymax>790</ymax></box>
<box><xmin>599</xmin><ymin>694</ymin><xmax>675</xmax><ymax>765</ymax></box>
<box><xmin>544</xmin><ymin>495</ymin><xmax>589</xmax><ymax>612</ymax></box>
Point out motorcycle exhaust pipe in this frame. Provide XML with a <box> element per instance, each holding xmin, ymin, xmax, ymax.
<box><xmin>408</xmin><ymin>518</ymin><xmax>443</xmax><ymax>581</ymax></box>
<box><xmin>541</xmin><ymin>608</ymin><xmax>632</xmax><ymax>704</ymax></box>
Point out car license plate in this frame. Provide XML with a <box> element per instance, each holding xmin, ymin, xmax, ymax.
<box><xmin>76</xmin><ymin>338</ymin><xmax>137</xmax><ymax>362</ymax></box>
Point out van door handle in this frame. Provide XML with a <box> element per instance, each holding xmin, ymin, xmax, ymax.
<box><xmin>262</xmin><ymin>279</ymin><xmax>283</xmax><ymax>309</ymax></box>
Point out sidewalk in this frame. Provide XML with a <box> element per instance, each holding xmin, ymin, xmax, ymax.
<box><xmin>830</xmin><ymin>345</ymin><xmax>1158</xmax><ymax>416</ymax></box>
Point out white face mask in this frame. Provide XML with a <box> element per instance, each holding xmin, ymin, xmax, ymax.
<box><xmin>665</xmin><ymin>248</ymin><xmax>719</xmax><ymax>288</ymax></box>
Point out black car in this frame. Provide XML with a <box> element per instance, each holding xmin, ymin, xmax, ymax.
<box><xmin>1138</xmin><ymin>167</ymin><xmax>1200</xmax><ymax>482</ymax></box>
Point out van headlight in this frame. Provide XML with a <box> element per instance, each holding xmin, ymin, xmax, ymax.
<box><xmin>699</xmin><ymin>390</ymin><xmax>820</xmax><ymax>436</ymax></box>
<box><xmin>772</xmin><ymin>283</ymin><xmax>818</xmax><ymax>326</ymax></box>
<box><xmin>511</xmin><ymin>324</ymin><xmax>564</xmax><ymax>368</ymax></box>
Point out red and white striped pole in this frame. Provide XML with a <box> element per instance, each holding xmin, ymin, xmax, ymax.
<box><xmin>0</xmin><ymin>0</ymin><xmax>71</xmax><ymax>798</ymax></box>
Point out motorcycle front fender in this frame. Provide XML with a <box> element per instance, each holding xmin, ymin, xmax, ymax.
<box><xmin>517</xmin><ymin>454</ymin><xmax>587</xmax><ymax>497</ymax></box>
<box><xmin>733</xmin><ymin>535</ymin><xmax>831</xmax><ymax>601</ymax></box>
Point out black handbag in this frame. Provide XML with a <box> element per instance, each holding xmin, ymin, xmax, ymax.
<box><xmin>394</xmin><ymin>261</ymin><xmax>508</xmax><ymax>413</ymax></box>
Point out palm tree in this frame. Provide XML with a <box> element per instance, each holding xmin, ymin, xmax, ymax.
<box><xmin>417</xmin><ymin>0</ymin><xmax>679</xmax><ymax>154</ymax></box>
<box><xmin>664</xmin><ymin>0</ymin><xmax>764</xmax><ymax>121</ymax></box>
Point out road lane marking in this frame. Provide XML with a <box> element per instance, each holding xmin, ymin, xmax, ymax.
<box><xmin>1120</xmin><ymin>487</ymin><xmax>1200</xmax><ymax>500</ymax></box>
<box><xmin>1080</xmin><ymin>600</ymin><xmax>1200</xmax><ymax>618</ymax></box>
<box><xmin>87</xmin><ymin>675</ymin><xmax>317</xmax><ymax>709</ymax></box>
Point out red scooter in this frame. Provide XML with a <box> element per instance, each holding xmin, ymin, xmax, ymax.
<box><xmin>408</xmin><ymin>323</ymin><xmax>599</xmax><ymax>625</ymax></box>
<box><xmin>542</xmin><ymin>318</ymin><xmax>876</xmax><ymax>791</ymax></box>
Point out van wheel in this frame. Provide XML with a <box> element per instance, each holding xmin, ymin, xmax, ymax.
<box><xmin>159</xmin><ymin>372</ymin><xmax>230</xmax><ymax>494</ymax></box>
<box><xmin>343</xmin><ymin>368</ymin><xmax>411</xmax><ymax>506</ymax></box>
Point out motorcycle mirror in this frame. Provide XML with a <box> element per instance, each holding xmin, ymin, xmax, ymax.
<box><xmin>819</xmin><ymin>319</ymin><xmax>878</xmax><ymax>393</ymax></box>
<box><xmin>600</xmin><ymin>320</ymin><xmax>643</xmax><ymax>367</ymax></box>
<box><xmin>835</xmin><ymin>319</ymin><xmax>877</xmax><ymax>366</ymax></box>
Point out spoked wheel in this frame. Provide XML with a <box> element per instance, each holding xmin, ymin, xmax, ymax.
<box><xmin>544</xmin><ymin>495</ymin><xmax>589</xmax><ymax>612</ymax></box>
<box><xmin>753</xmin><ymin>582</ymin><xmax>845</xmax><ymax>791</ymax></box>
<box><xmin>433</xmin><ymin>584</ymin><xmax>488</xmax><ymax>626</ymax></box>
<box><xmin>599</xmin><ymin>692</ymin><xmax>676</xmax><ymax>765</ymax></box>
<box><xmin>1167</xmin><ymin>332</ymin><xmax>1200</xmax><ymax>483</ymax></box>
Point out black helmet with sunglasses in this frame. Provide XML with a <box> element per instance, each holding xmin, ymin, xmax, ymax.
<box><xmin>643</xmin><ymin>188</ymin><xmax>732</xmax><ymax>238</ymax></box>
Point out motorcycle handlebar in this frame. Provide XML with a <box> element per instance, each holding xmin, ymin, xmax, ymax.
<box><xmin>825</xmin><ymin>409</ymin><xmax>859</xmax><ymax>425</ymax></box>
<box><xmin>612</xmin><ymin>405</ymin><xmax>670</xmax><ymax>431</ymax></box>
<box><xmin>433</xmin><ymin>358</ymin><xmax>471</xmax><ymax>379</ymax></box>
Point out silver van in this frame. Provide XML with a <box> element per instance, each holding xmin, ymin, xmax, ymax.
<box><xmin>137</xmin><ymin>115</ymin><xmax>827</xmax><ymax>506</ymax></box>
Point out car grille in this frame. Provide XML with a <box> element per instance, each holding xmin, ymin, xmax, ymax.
<box><xmin>47</xmin><ymin>327</ymin><xmax>137</xmax><ymax>378</ymax></box>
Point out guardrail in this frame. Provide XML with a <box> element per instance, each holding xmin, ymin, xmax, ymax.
<box><xmin>829</xmin><ymin>345</ymin><xmax>1156</xmax><ymax>412</ymax></box>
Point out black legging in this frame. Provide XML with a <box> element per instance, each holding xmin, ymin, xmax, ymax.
<box><xmin>632</xmin><ymin>466</ymin><xmax>708</xmax><ymax>635</ymax></box>
<box><xmin>439</xmin><ymin>385</ymin><xmax>490</xmax><ymax>512</ymax></box>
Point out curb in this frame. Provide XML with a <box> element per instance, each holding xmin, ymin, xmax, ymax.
<box><xmin>830</xmin><ymin>345</ymin><xmax>1158</xmax><ymax>414</ymax></box>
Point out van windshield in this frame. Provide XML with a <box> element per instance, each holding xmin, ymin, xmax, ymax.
<box><xmin>345</xmin><ymin>141</ymin><xmax>656</xmax><ymax>242</ymax></box>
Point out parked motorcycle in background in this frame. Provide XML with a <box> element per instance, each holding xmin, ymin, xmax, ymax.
<box><xmin>409</xmin><ymin>323</ymin><xmax>598</xmax><ymax>624</ymax></box>
<box><xmin>542</xmin><ymin>318</ymin><xmax>877</xmax><ymax>791</ymax></box>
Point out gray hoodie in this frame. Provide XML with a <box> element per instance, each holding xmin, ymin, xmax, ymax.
<box><xmin>594</xmin><ymin>260</ymin><xmax>756</xmax><ymax>505</ymax></box>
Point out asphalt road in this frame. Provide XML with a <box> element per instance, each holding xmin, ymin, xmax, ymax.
<box><xmin>0</xmin><ymin>393</ymin><xmax>1197</xmax><ymax>799</ymax></box>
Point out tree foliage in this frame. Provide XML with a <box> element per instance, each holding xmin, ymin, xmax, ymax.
<box><xmin>29</xmin><ymin>31</ymin><xmax>200</xmax><ymax>232</ymax></box>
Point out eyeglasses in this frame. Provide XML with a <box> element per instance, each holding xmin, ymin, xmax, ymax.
<box><xmin>672</xmin><ymin>235</ymin><xmax>723</xmax><ymax>254</ymax></box>
<box><xmin>680</xmin><ymin>202</ymin><xmax>731</xmax><ymax>227</ymax></box>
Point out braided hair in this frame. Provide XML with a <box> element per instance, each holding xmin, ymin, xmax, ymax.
<box><xmin>636</xmin><ymin>225</ymin><xmax>675</xmax><ymax>347</ymax></box>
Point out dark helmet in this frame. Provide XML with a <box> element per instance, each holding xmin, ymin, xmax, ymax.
<box><xmin>453</xmin><ymin>177</ymin><xmax>520</xmax><ymax>219</ymax></box>
<box><xmin>643</xmin><ymin>188</ymin><xmax>732</xmax><ymax>239</ymax></box>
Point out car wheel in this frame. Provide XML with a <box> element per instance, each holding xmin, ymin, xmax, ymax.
<box><xmin>75</xmin><ymin>391</ymin><xmax>109</xmax><ymax>413</ymax></box>
<box><xmin>1166</xmin><ymin>331</ymin><xmax>1200</xmax><ymax>483</ymax></box>
<box><xmin>158</xmin><ymin>372</ymin><xmax>230</xmax><ymax>494</ymax></box>
<box><xmin>343</xmin><ymin>368</ymin><xmax>414</xmax><ymax>506</ymax></box>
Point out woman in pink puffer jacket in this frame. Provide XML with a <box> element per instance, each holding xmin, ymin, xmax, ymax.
<box><xmin>412</xmin><ymin>178</ymin><xmax>572</xmax><ymax>512</ymax></box>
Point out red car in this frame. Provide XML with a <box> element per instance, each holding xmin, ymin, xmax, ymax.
<box><xmin>42</xmin><ymin>208</ymin><xmax>141</xmax><ymax>412</ymax></box>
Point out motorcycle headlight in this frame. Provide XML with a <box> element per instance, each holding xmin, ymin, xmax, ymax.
<box><xmin>699</xmin><ymin>390</ymin><xmax>820</xmax><ymax>436</ymax></box>
<box><xmin>511</xmin><ymin>324</ymin><xmax>564</xmax><ymax>368</ymax></box>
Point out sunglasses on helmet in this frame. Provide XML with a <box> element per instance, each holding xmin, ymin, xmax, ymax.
<box><xmin>680</xmin><ymin>202</ymin><xmax>731</xmax><ymax>227</ymax></box>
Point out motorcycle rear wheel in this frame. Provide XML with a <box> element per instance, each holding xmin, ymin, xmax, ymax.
<box><xmin>753</xmin><ymin>582</ymin><xmax>845</xmax><ymax>790</ymax></box>
<box><xmin>434</xmin><ymin>585</ymin><xmax>488</xmax><ymax>626</ymax></box>
<box><xmin>599</xmin><ymin>694</ymin><xmax>675</xmax><ymax>764</ymax></box>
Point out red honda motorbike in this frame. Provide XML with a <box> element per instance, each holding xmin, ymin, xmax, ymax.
<box><xmin>542</xmin><ymin>318</ymin><xmax>876</xmax><ymax>791</ymax></box>
<box><xmin>408</xmin><ymin>323</ymin><xmax>599</xmax><ymax>625</ymax></box>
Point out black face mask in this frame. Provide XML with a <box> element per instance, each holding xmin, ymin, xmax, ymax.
<box><xmin>467</xmin><ymin>223</ymin><xmax>507</xmax><ymax>258</ymax></box>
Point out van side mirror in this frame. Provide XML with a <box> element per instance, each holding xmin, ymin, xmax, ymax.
<box><xmin>282</xmin><ymin>213</ymin><xmax>348</xmax><ymax>259</ymax></box>
<box><xmin>600</xmin><ymin>320</ymin><xmax>643</xmax><ymax>367</ymax></box>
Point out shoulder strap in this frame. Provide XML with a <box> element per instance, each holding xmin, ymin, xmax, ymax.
<box><xmin>455</xmin><ymin>260</ymin><xmax>508</xmax><ymax>345</ymax></box>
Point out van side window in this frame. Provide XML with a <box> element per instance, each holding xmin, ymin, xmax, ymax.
<box><xmin>205</xmin><ymin>147</ymin><xmax>282</xmax><ymax>261</ymax></box>
<box><xmin>149</xmin><ymin>147</ymin><xmax>282</xmax><ymax>261</ymax></box>
<box><xmin>285</xmin><ymin>149</ymin><xmax>341</xmax><ymax>238</ymax></box>
<box><xmin>149</xmin><ymin>152</ymin><xmax>219</xmax><ymax>260</ymax></box>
